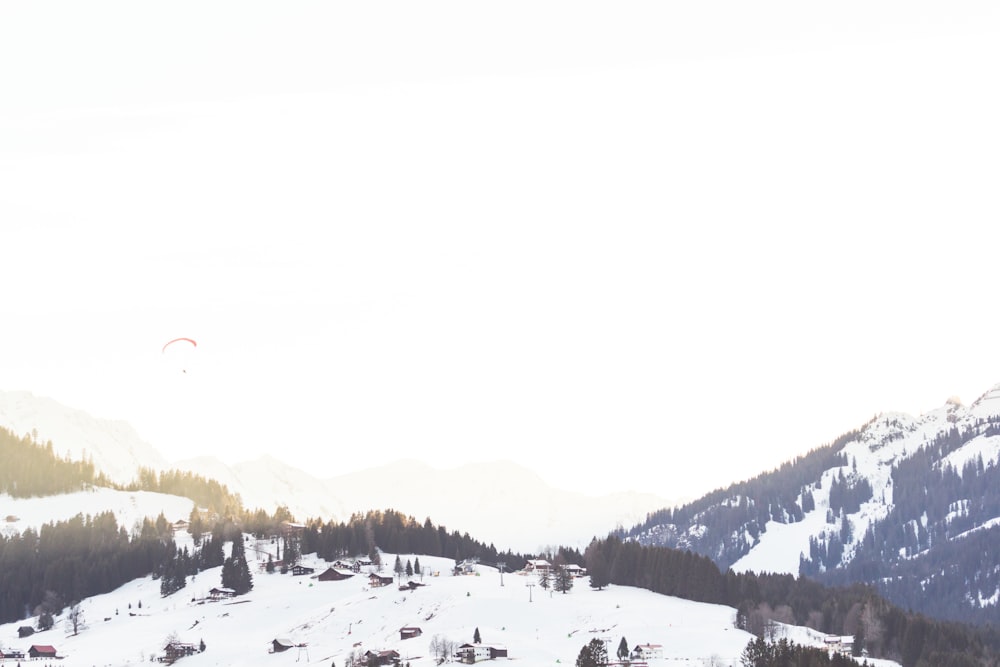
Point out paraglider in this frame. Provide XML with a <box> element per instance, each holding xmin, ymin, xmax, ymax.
<box><xmin>162</xmin><ymin>337</ymin><xmax>197</xmax><ymax>354</ymax></box>
<box><xmin>162</xmin><ymin>337</ymin><xmax>197</xmax><ymax>373</ymax></box>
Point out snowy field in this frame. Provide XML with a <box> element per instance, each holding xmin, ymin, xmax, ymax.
<box><xmin>0</xmin><ymin>534</ymin><xmax>899</xmax><ymax>667</ymax></box>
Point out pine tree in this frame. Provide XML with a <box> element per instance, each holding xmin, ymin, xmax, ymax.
<box><xmin>617</xmin><ymin>637</ymin><xmax>629</xmax><ymax>661</ymax></box>
<box><xmin>555</xmin><ymin>564</ymin><xmax>574</xmax><ymax>594</ymax></box>
<box><xmin>576</xmin><ymin>638</ymin><xmax>607</xmax><ymax>667</ymax></box>
<box><xmin>474</xmin><ymin>627</ymin><xmax>481</xmax><ymax>644</ymax></box>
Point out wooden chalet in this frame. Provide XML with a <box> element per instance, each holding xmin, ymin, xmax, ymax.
<box><xmin>271</xmin><ymin>638</ymin><xmax>294</xmax><ymax>653</ymax></box>
<box><xmin>163</xmin><ymin>641</ymin><xmax>198</xmax><ymax>663</ymax></box>
<box><xmin>17</xmin><ymin>624</ymin><xmax>34</xmax><ymax>637</ymax></box>
<box><xmin>291</xmin><ymin>564</ymin><xmax>316</xmax><ymax>576</ymax></box>
<box><xmin>318</xmin><ymin>567</ymin><xmax>354</xmax><ymax>582</ymax></box>
<box><xmin>209</xmin><ymin>586</ymin><xmax>237</xmax><ymax>599</ymax></box>
<box><xmin>333</xmin><ymin>559</ymin><xmax>362</xmax><ymax>572</ymax></box>
<box><xmin>399</xmin><ymin>580</ymin><xmax>425</xmax><ymax>591</ymax></box>
<box><xmin>456</xmin><ymin>643</ymin><xmax>508</xmax><ymax>663</ymax></box>
<box><xmin>363</xmin><ymin>649</ymin><xmax>400</xmax><ymax>666</ymax></box>
<box><xmin>400</xmin><ymin>626</ymin><xmax>423</xmax><ymax>640</ymax></box>
<box><xmin>29</xmin><ymin>645</ymin><xmax>58</xmax><ymax>659</ymax></box>
<box><xmin>369</xmin><ymin>573</ymin><xmax>394</xmax><ymax>587</ymax></box>
<box><xmin>0</xmin><ymin>649</ymin><xmax>25</xmax><ymax>660</ymax></box>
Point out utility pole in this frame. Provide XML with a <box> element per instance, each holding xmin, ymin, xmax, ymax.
<box><xmin>526</xmin><ymin>582</ymin><xmax>535</xmax><ymax>602</ymax></box>
<box><xmin>498</xmin><ymin>561</ymin><xmax>506</xmax><ymax>587</ymax></box>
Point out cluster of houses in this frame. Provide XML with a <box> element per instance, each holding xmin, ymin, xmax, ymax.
<box><xmin>0</xmin><ymin>644</ymin><xmax>57</xmax><ymax>661</ymax></box>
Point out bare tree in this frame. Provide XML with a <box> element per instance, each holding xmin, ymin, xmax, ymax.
<box><xmin>66</xmin><ymin>602</ymin><xmax>86</xmax><ymax>636</ymax></box>
<box><xmin>428</xmin><ymin>634</ymin><xmax>457</xmax><ymax>664</ymax></box>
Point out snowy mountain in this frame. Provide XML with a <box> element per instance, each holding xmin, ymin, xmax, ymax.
<box><xmin>0</xmin><ymin>530</ymin><xmax>901</xmax><ymax>667</ymax></box>
<box><xmin>0</xmin><ymin>390</ymin><xmax>669</xmax><ymax>553</ymax></box>
<box><xmin>626</xmin><ymin>383</ymin><xmax>1000</xmax><ymax>625</ymax></box>
<box><xmin>0</xmin><ymin>390</ymin><xmax>168</xmax><ymax>483</ymax></box>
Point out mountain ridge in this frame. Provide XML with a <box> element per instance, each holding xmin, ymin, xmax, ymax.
<box><xmin>0</xmin><ymin>389</ymin><xmax>671</xmax><ymax>553</ymax></box>
<box><xmin>626</xmin><ymin>382</ymin><xmax>1000</xmax><ymax>626</ymax></box>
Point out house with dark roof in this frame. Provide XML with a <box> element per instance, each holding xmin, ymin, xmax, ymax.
<box><xmin>400</xmin><ymin>626</ymin><xmax>422</xmax><ymax>640</ymax></box>
<box><xmin>291</xmin><ymin>564</ymin><xmax>316</xmax><ymax>576</ymax></box>
<box><xmin>456</xmin><ymin>643</ymin><xmax>508</xmax><ymax>663</ymax></box>
<box><xmin>369</xmin><ymin>573</ymin><xmax>394</xmax><ymax>587</ymax></box>
<box><xmin>318</xmin><ymin>567</ymin><xmax>354</xmax><ymax>581</ymax></box>
<box><xmin>363</xmin><ymin>649</ymin><xmax>400</xmax><ymax>666</ymax></box>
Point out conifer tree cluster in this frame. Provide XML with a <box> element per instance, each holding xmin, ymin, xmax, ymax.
<box><xmin>0</xmin><ymin>426</ymin><xmax>111</xmax><ymax>496</ymax></box>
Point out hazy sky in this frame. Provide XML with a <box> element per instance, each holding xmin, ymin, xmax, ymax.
<box><xmin>2</xmin><ymin>1</ymin><xmax>999</xmax><ymax>501</ymax></box>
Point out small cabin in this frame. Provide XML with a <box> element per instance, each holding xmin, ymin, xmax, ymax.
<box><xmin>18</xmin><ymin>625</ymin><xmax>34</xmax><ymax>638</ymax></box>
<box><xmin>272</xmin><ymin>638</ymin><xmax>294</xmax><ymax>653</ymax></box>
<box><xmin>369</xmin><ymin>573</ymin><xmax>394</xmax><ymax>587</ymax></box>
<box><xmin>163</xmin><ymin>641</ymin><xmax>198</xmax><ymax>662</ymax></box>
<box><xmin>318</xmin><ymin>567</ymin><xmax>354</xmax><ymax>582</ymax></box>
<box><xmin>363</xmin><ymin>649</ymin><xmax>400</xmax><ymax>666</ymax></box>
<box><xmin>400</xmin><ymin>626</ymin><xmax>423</xmax><ymax>640</ymax></box>
<box><xmin>291</xmin><ymin>564</ymin><xmax>316</xmax><ymax>576</ymax></box>
<box><xmin>209</xmin><ymin>587</ymin><xmax>237</xmax><ymax>599</ymax></box>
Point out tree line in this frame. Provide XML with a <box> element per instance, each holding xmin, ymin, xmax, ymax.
<box><xmin>581</xmin><ymin>535</ymin><xmax>1000</xmax><ymax>667</ymax></box>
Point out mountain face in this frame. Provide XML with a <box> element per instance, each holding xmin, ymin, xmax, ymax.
<box><xmin>0</xmin><ymin>390</ymin><xmax>169</xmax><ymax>483</ymax></box>
<box><xmin>625</xmin><ymin>384</ymin><xmax>1000</xmax><ymax>626</ymax></box>
<box><xmin>0</xmin><ymin>390</ymin><xmax>669</xmax><ymax>554</ymax></box>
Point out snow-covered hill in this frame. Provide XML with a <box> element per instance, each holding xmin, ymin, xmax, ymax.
<box><xmin>1</xmin><ymin>487</ymin><xmax>194</xmax><ymax>538</ymax></box>
<box><xmin>629</xmin><ymin>383</ymin><xmax>1000</xmax><ymax>625</ymax></box>
<box><xmin>0</xmin><ymin>390</ymin><xmax>168</xmax><ymax>483</ymax></box>
<box><xmin>0</xmin><ymin>537</ymin><xmax>899</xmax><ymax>667</ymax></box>
<box><xmin>0</xmin><ymin>390</ymin><xmax>670</xmax><ymax>553</ymax></box>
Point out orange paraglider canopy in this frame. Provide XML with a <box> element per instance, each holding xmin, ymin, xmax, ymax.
<box><xmin>162</xmin><ymin>337</ymin><xmax>197</xmax><ymax>353</ymax></box>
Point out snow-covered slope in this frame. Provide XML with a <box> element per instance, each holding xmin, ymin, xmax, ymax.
<box><xmin>1</xmin><ymin>487</ymin><xmax>193</xmax><ymax>538</ymax></box>
<box><xmin>731</xmin><ymin>386</ymin><xmax>1000</xmax><ymax>576</ymax></box>
<box><xmin>0</xmin><ymin>540</ymin><xmax>899</xmax><ymax>667</ymax></box>
<box><xmin>0</xmin><ymin>390</ymin><xmax>168</xmax><ymax>483</ymax></box>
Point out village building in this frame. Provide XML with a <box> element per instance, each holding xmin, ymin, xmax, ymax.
<box><xmin>400</xmin><ymin>626</ymin><xmax>423</xmax><ymax>640</ymax></box>
<box><xmin>291</xmin><ymin>564</ymin><xmax>315</xmax><ymax>576</ymax></box>
<box><xmin>456</xmin><ymin>643</ymin><xmax>508</xmax><ymax>663</ymax></box>
<box><xmin>0</xmin><ymin>648</ymin><xmax>25</xmax><ymax>660</ymax></box>
<box><xmin>279</xmin><ymin>520</ymin><xmax>307</xmax><ymax>538</ymax></box>
<box><xmin>523</xmin><ymin>559</ymin><xmax>551</xmax><ymax>574</ymax></box>
<box><xmin>331</xmin><ymin>559</ymin><xmax>357</xmax><ymax>572</ymax></box>
<box><xmin>363</xmin><ymin>649</ymin><xmax>400</xmax><ymax>666</ymax></box>
<box><xmin>162</xmin><ymin>641</ymin><xmax>198</xmax><ymax>663</ymax></box>
<box><xmin>632</xmin><ymin>644</ymin><xmax>663</xmax><ymax>660</ymax></box>
<box><xmin>318</xmin><ymin>567</ymin><xmax>354</xmax><ymax>582</ymax></box>
<box><xmin>399</xmin><ymin>580</ymin><xmax>425</xmax><ymax>591</ymax></box>
<box><xmin>29</xmin><ymin>644</ymin><xmax>58</xmax><ymax>660</ymax></box>
<box><xmin>824</xmin><ymin>635</ymin><xmax>855</xmax><ymax>656</ymax></box>
<box><xmin>369</xmin><ymin>573</ymin><xmax>395</xmax><ymax>587</ymax></box>
<box><xmin>17</xmin><ymin>624</ymin><xmax>34</xmax><ymax>638</ymax></box>
<box><xmin>209</xmin><ymin>587</ymin><xmax>236</xmax><ymax>599</ymax></box>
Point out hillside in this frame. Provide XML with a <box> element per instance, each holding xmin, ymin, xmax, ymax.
<box><xmin>626</xmin><ymin>383</ymin><xmax>1000</xmax><ymax>625</ymax></box>
<box><xmin>0</xmin><ymin>537</ymin><xmax>899</xmax><ymax>667</ymax></box>
<box><xmin>0</xmin><ymin>389</ymin><xmax>670</xmax><ymax>552</ymax></box>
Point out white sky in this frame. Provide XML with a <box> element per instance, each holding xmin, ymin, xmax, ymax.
<box><xmin>2</xmin><ymin>1</ymin><xmax>999</xmax><ymax>501</ymax></box>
